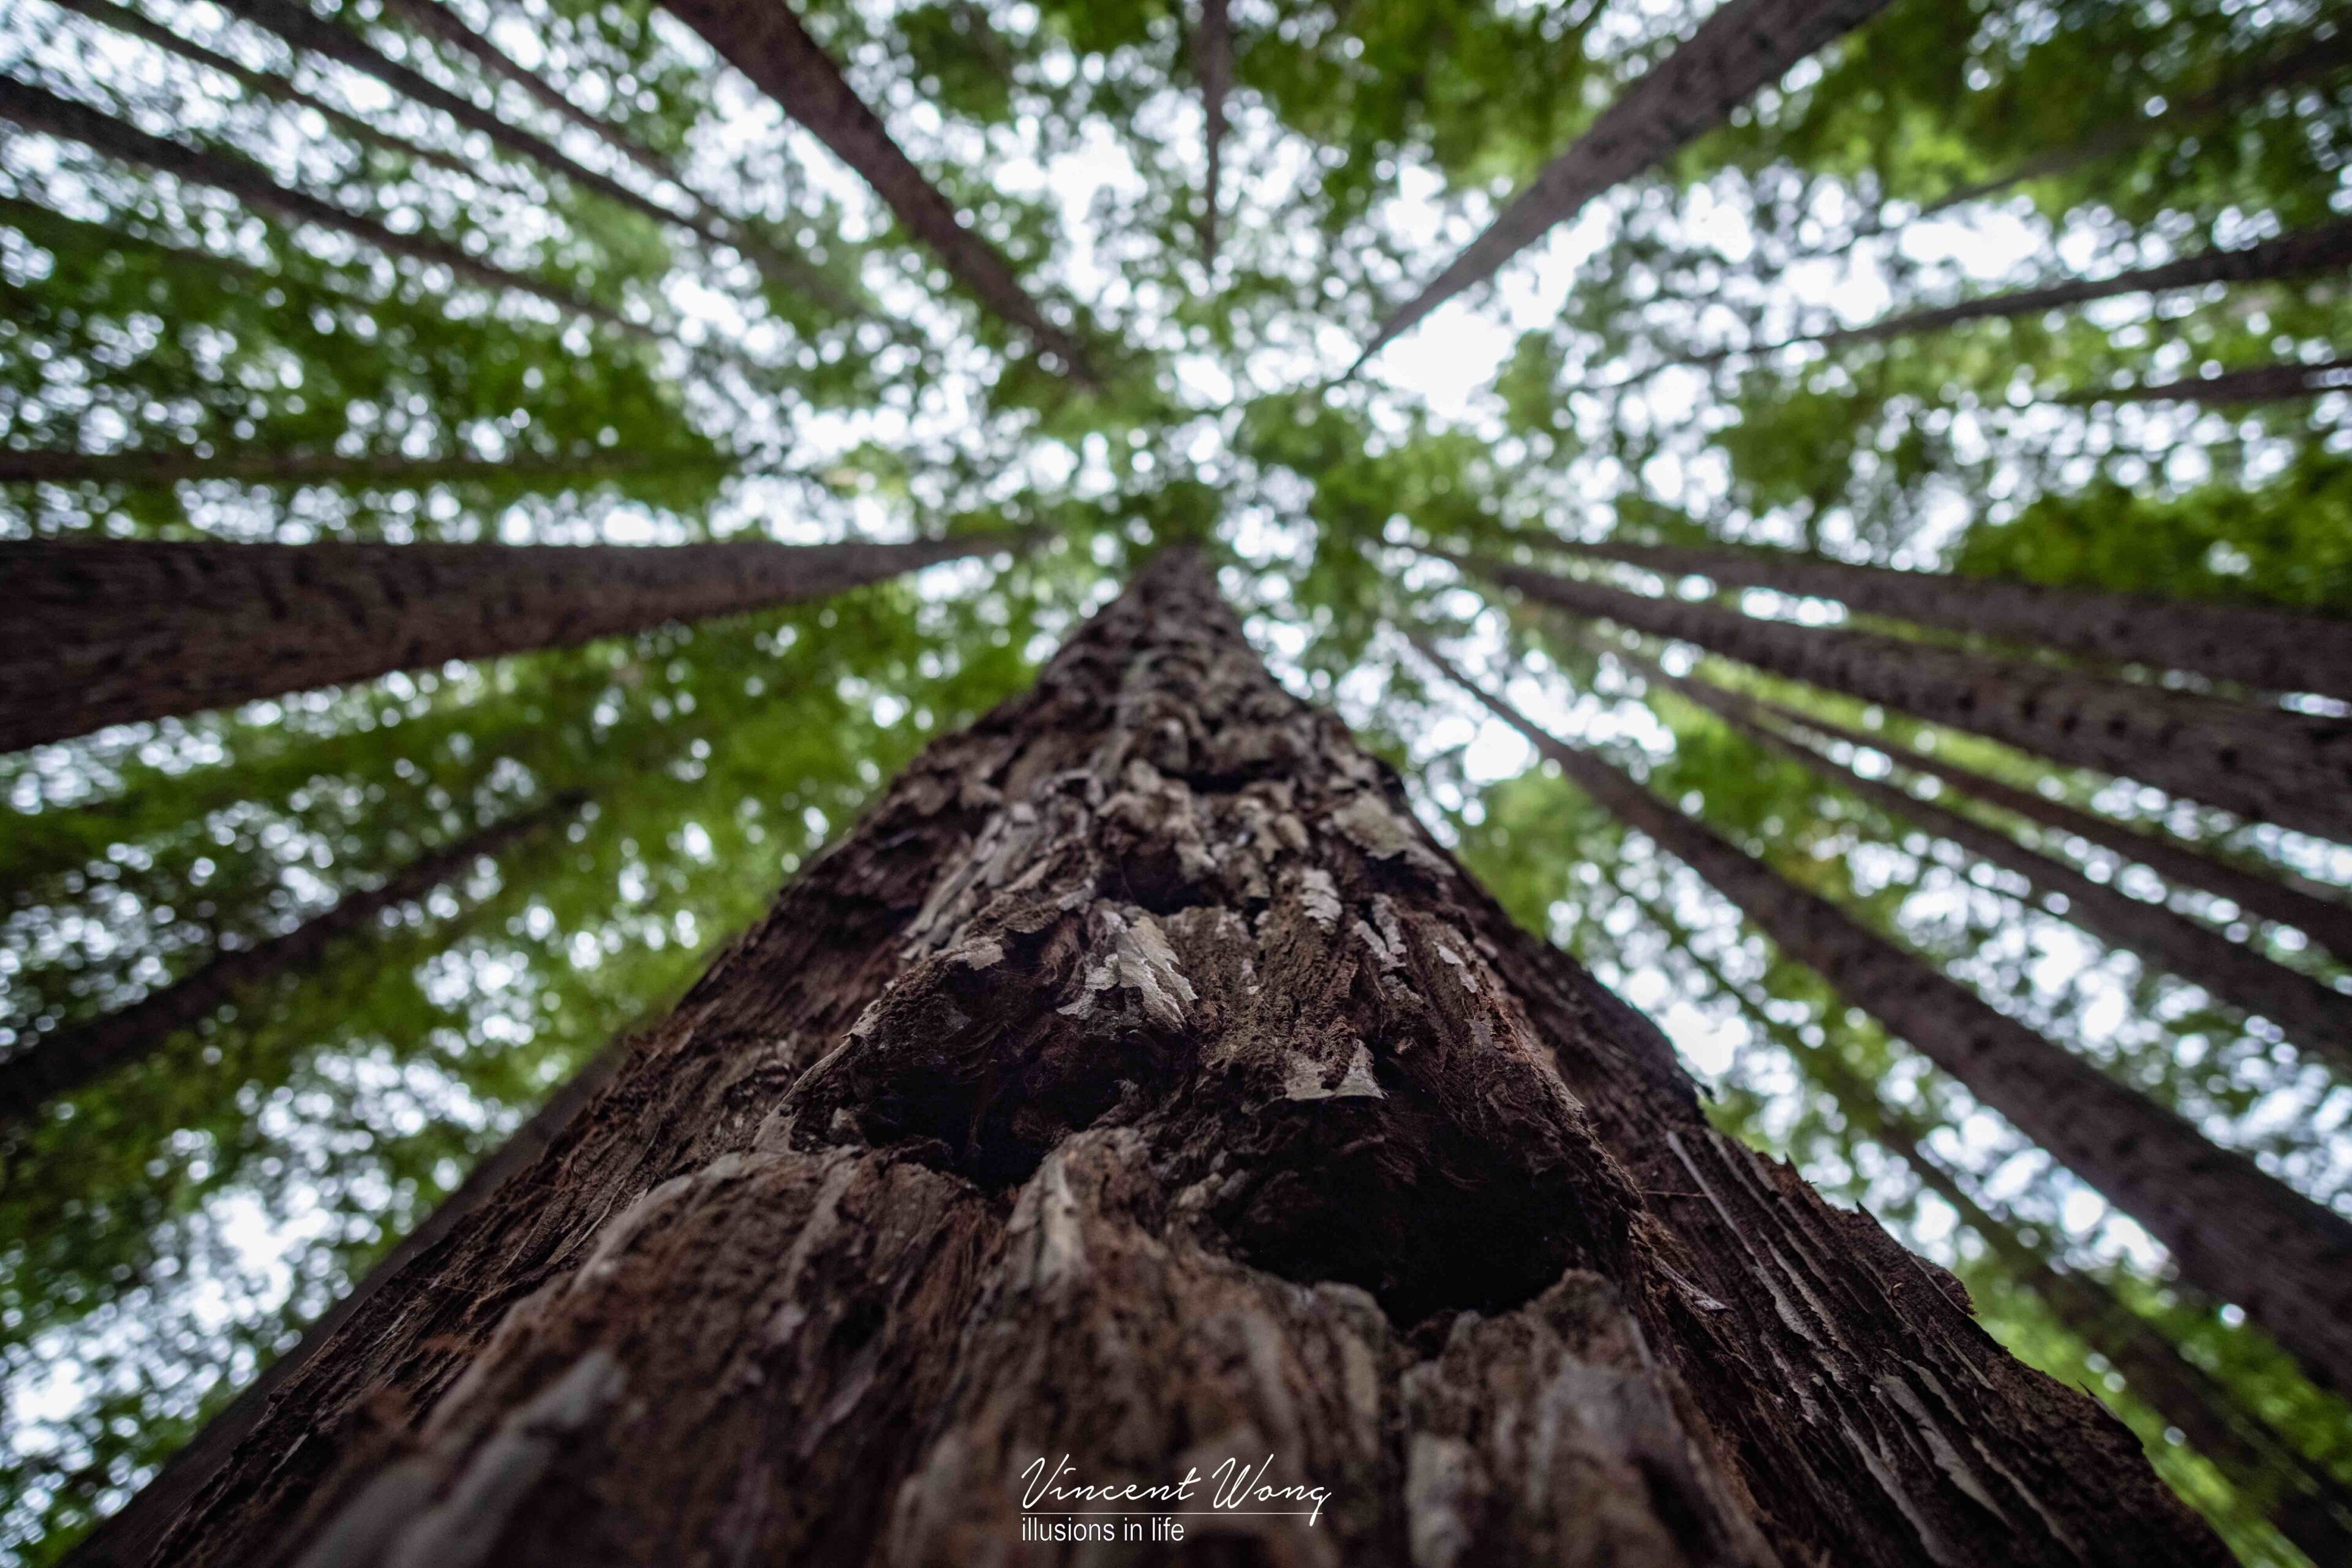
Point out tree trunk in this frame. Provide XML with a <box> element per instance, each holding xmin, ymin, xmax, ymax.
<box><xmin>1558</xmin><ymin>533</ymin><xmax>2352</xmax><ymax>701</ymax></box>
<box><xmin>0</xmin><ymin>793</ymin><xmax>581</xmax><ymax>1126</ymax></box>
<box><xmin>1194</xmin><ymin>0</ymin><xmax>1232</xmax><ymax>263</ymax></box>
<box><xmin>0</xmin><ymin>75</ymin><xmax>644</xmax><ymax>336</ymax></box>
<box><xmin>1637</xmin><ymin>655</ymin><xmax>2352</xmax><ymax>1076</ymax></box>
<box><xmin>0</xmin><ymin>533</ymin><xmax>1017</xmax><ymax>753</ymax></box>
<box><xmin>1356</xmin><ymin>0</ymin><xmax>1894</xmax><ymax>366</ymax></box>
<box><xmin>659</xmin><ymin>0</ymin><xmax>1098</xmax><ymax>384</ymax></box>
<box><xmin>130</xmin><ymin>550</ymin><xmax>2217</xmax><ymax>1568</ymax></box>
<box><xmin>1428</xmin><ymin>643</ymin><xmax>2352</xmax><ymax>1396</ymax></box>
<box><xmin>1473</xmin><ymin>554</ymin><xmax>2352</xmax><ymax>843</ymax></box>
<box><xmin>2061</xmin><ymin>357</ymin><xmax>2352</xmax><ymax>408</ymax></box>
<box><xmin>0</xmin><ymin>448</ymin><xmax>718</xmax><ymax>489</ymax></box>
<box><xmin>1648</xmin><ymin>913</ymin><xmax>2352</xmax><ymax>1567</ymax></box>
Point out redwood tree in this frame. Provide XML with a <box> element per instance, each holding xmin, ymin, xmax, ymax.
<box><xmin>134</xmin><ymin>552</ymin><xmax>2218</xmax><ymax>1567</ymax></box>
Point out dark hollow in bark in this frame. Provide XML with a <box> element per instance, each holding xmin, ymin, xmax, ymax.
<box><xmin>135</xmin><ymin>549</ymin><xmax>2222</xmax><ymax>1567</ymax></box>
<box><xmin>2061</xmin><ymin>356</ymin><xmax>2352</xmax><ymax>408</ymax></box>
<box><xmin>1194</xmin><ymin>0</ymin><xmax>1232</xmax><ymax>263</ymax></box>
<box><xmin>0</xmin><ymin>533</ymin><xmax>1016</xmax><ymax>753</ymax></box>
<box><xmin>1559</xmin><ymin>533</ymin><xmax>2352</xmax><ymax>701</ymax></box>
<box><xmin>1357</xmin><ymin>0</ymin><xmax>1894</xmax><ymax>366</ymax></box>
<box><xmin>1428</xmin><ymin>643</ymin><xmax>2352</xmax><ymax>1397</ymax></box>
<box><xmin>0</xmin><ymin>794</ymin><xmax>581</xmax><ymax>1126</ymax></box>
<box><xmin>1471</xmin><ymin>554</ymin><xmax>2352</xmax><ymax>845</ymax></box>
<box><xmin>1635</xmin><ymin>655</ymin><xmax>2352</xmax><ymax>1076</ymax></box>
<box><xmin>0</xmin><ymin>74</ymin><xmax>640</xmax><ymax>334</ymax></box>
<box><xmin>662</xmin><ymin>0</ymin><xmax>1097</xmax><ymax>383</ymax></box>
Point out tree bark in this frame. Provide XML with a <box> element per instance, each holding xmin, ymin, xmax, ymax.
<box><xmin>1635</xmin><ymin>655</ymin><xmax>2352</xmax><ymax>1076</ymax></box>
<box><xmin>1471</xmin><ymin>554</ymin><xmax>2352</xmax><ymax>844</ymax></box>
<box><xmin>1557</xmin><ymin>533</ymin><xmax>2352</xmax><ymax>701</ymax></box>
<box><xmin>1356</xmin><ymin>0</ymin><xmax>1894</xmax><ymax>367</ymax></box>
<box><xmin>1428</xmin><ymin>643</ymin><xmax>2352</xmax><ymax>1397</ymax></box>
<box><xmin>1193</xmin><ymin>0</ymin><xmax>1232</xmax><ymax>264</ymax></box>
<box><xmin>659</xmin><ymin>0</ymin><xmax>1098</xmax><ymax>383</ymax></box>
<box><xmin>0</xmin><ymin>532</ymin><xmax>1020</xmax><ymax>753</ymax></box>
<box><xmin>0</xmin><ymin>793</ymin><xmax>581</xmax><ymax>1126</ymax></box>
<box><xmin>2060</xmin><ymin>356</ymin><xmax>2352</xmax><ymax>408</ymax></box>
<box><xmin>129</xmin><ymin>549</ymin><xmax>2218</xmax><ymax>1567</ymax></box>
<box><xmin>0</xmin><ymin>75</ymin><xmax>644</xmax><ymax>336</ymax></box>
<box><xmin>0</xmin><ymin>448</ymin><xmax>717</xmax><ymax>489</ymax></box>
<box><xmin>1648</xmin><ymin>912</ymin><xmax>2352</xmax><ymax>1567</ymax></box>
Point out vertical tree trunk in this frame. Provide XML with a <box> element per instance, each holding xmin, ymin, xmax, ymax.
<box><xmin>1636</xmin><ymin>655</ymin><xmax>2352</xmax><ymax>1074</ymax></box>
<box><xmin>0</xmin><ymin>793</ymin><xmax>582</xmax><ymax>1126</ymax></box>
<box><xmin>137</xmin><ymin>551</ymin><xmax>2220</xmax><ymax>1568</ymax></box>
<box><xmin>1558</xmin><ymin>533</ymin><xmax>2352</xmax><ymax>700</ymax></box>
<box><xmin>1472</xmin><ymin>554</ymin><xmax>2352</xmax><ymax>842</ymax></box>
<box><xmin>1428</xmin><ymin>644</ymin><xmax>2352</xmax><ymax>1396</ymax></box>
<box><xmin>1194</xmin><ymin>0</ymin><xmax>1232</xmax><ymax>263</ymax></box>
<box><xmin>1</xmin><ymin>532</ymin><xmax>1019</xmax><ymax>752</ymax></box>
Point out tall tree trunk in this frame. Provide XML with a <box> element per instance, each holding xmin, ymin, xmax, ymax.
<box><xmin>0</xmin><ymin>793</ymin><xmax>581</xmax><ymax>1126</ymax></box>
<box><xmin>1468</xmin><ymin>554</ymin><xmax>2352</xmax><ymax>843</ymax></box>
<box><xmin>373</xmin><ymin>0</ymin><xmax>858</xmax><ymax>316</ymax></box>
<box><xmin>133</xmin><ymin>551</ymin><xmax>2217</xmax><ymax>1568</ymax></box>
<box><xmin>0</xmin><ymin>75</ymin><xmax>645</xmax><ymax>336</ymax></box>
<box><xmin>1355</xmin><ymin>0</ymin><xmax>1894</xmax><ymax>367</ymax></box>
<box><xmin>1634</xmin><ymin>654</ymin><xmax>2352</xmax><ymax>1074</ymax></box>
<box><xmin>1645</xmin><ymin>907</ymin><xmax>2352</xmax><ymax>1567</ymax></box>
<box><xmin>658</xmin><ymin>0</ymin><xmax>1098</xmax><ymax>384</ymax></box>
<box><xmin>0</xmin><ymin>447</ymin><xmax>718</xmax><ymax>489</ymax></box>
<box><xmin>1425</xmin><ymin>642</ymin><xmax>2352</xmax><ymax>1396</ymax></box>
<box><xmin>1556</xmin><ymin>533</ymin><xmax>2352</xmax><ymax>700</ymax></box>
<box><xmin>2062</xmin><ymin>356</ymin><xmax>2352</xmax><ymax>408</ymax></box>
<box><xmin>1194</xmin><ymin>0</ymin><xmax>1232</xmax><ymax>263</ymax></box>
<box><xmin>1</xmin><ymin>532</ymin><xmax>1020</xmax><ymax>753</ymax></box>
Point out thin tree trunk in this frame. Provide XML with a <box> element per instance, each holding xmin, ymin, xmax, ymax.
<box><xmin>0</xmin><ymin>447</ymin><xmax>720</xmax><ymax>489</ymax></box>
<box><xmin>0</xmin><ymin>75</ymin><xmax>646</xmax><ymax>336</ymax></box>
<box><xmin>2061</xmin><ymin>356</ymin><xmax>2352</xmax><ymax>407</ymax></box>
<box><xmin>1355</xmin><ymin>0</ymin><xmax>1894</xmax><ymax>368</ymax></box>
<box><xmin>1424</xmin><ymin>642</ymin><xmax>2352</xmax><ymax>1396</ymax></box>
<box><xmin>1631</xmin><ymin>653</ymin><xmax>2352</xmax><ymax>1074</ymax></box>
<box><xmin>660</xmin><ymin>0</ymin><xmax>1098</xmax><ymax>383</ymax></box>
<box><xmin>1643</xmin><ymin>905</ymin><xmax>2352</xmax><ymax>1566</ymax></box>
<box><xmin>1194</xmin><ymin>0</ymin><xmax>1232</xmax><ymax>263</ymax></box>
<box><xmin>130</xmin><ymin>550</ymin><xmax>2217</xmax><ymax>1568</ymax></box>
<box><xmin>0</xmin><ymin>793</ymin><xmax>582</xmax><ymax>1125</ymax></box>
<box><xmin>1556</xmin><ymin>533</ymin><xmax>2352</xmax><ymax>700</ymax></box>
<box><xmin>1466</xmin><ymin>553</ymin><xmax>2352</xmax><ymax>843</ymax></box>
<box><xmin>0</xmin><ymin>532</ymin><xmax>1023</xmax><ymax>753</ymax></box>
<box><xmin>1744</xmin><ymin>693</ymin><xmax>2352</xmax><ymax>967</ymax></box>
<box><xmin>373</xmin><ymin>0</ymin><xmax>859</xmax><ymax>315</ymax></box>
<box><xmin>59</xmin><ymin>1034</ymin><xmax>627</xmax><ymax>1568</ymax></box>
<box><xmin>52</xmin><ymin>0</ymin><xmax>489</xmax><ymax>184</ymax></box>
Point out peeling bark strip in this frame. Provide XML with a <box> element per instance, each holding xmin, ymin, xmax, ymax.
<box><xmin>144</xmin><ymin>550</ymin><xmax>2218</xmax><ymax>1568</ymax></box>
<box><xmin>1431</xmin><ymin>647</ymin><xmax>2352</xmax><ymax>1398</ymax></box>
<box><xmin>1194</xmin><ymin>0</ymin><xmax>1232</xmax><ymax>263</ymax></box>
<box><xmin>1357</xmin><ymin>0</ymin><xmax>1893</xmax><ymax>365</ymax></box>
<box><xmin>2062</xmin><ymin>356</ymin><xmax>2352</xmax><ymax>407</ymax></box>
<box><xmin>0</xmin><ymin>794</ymin><xmax>581</xmax><ymax>1126</ymax></box>
<box><xmin>1637</xmin><ymin>656</ymin><xmax>2352</xmax><ymax>1075</ymax></box>
<box><xmin>1561</xmin><ymin>533</ymin><xmax>2352</xmax><ymax>701</ymax></box>
<box><xmin>1474</xmin><ymin>555</ymin><xmax>2352</xmax><ymax>843</ymax></box>
<box><xmin>660</xmin><ymin>0</ymin><xmax>1097</xmax><ymax>383</ymax></box>
<box><xmin>0</xmin><ymin>532</ymin><xmax>1016</xmax><ymax>753</ymax></box>
<box><xmin>1749</xmin><ymin>695</ymin><xmax>2352</xmax><ymax>967</ymax></box>
<box><xmin>0</xmin><ymin>75</ymin><xmax>641</xmax><ymax>335</ymax></box>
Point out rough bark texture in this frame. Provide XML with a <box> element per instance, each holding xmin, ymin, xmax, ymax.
<box><xmin>1640</xmin><ymin>658</ymin><xmax>2352</xmax><ymax>1076</ymax></box>
<box><xmin>1478</xmin><ymin>556</ymin><xmax>2352</xmax><ymax>844</ymax></box>
<box><xmin>0</xmin><ymin>448</ymin><xmax>712</xmax><ymax>489</ymax></box>
<box><xmin>1194</xmin><ymin>0</ymin><xmax>1232</xmax><ymax>263</ymax></box>
<box><xmin>660</xmin><ymin>0</ymin><xmax>1096</xmax><ymax>383</ymax></box>
<box><xmin>0</xmin><ymin>75</ymin><xmax>639</xmax><ymax>334</ymax></box>
<box><xmin>1434</xmin><ymin>647</ymin><xmax>2352</xmax><ymax>1398</ymax></box>
<box><xmin>1357</xmin><ymin>0</ymin><xmax>1893</xmax><ymax>365</ymax></box>
<box><xmin>0</xmin><ymin>794</ymin><xmax>580</xmax><ymax>1126</ymax></box>
<box><xmin>2062</xmin><ymin>356</ymin><xmax>2352</xmax><ymax>407</ymax></box>
<box><xmin>137</xmin><ymin>551</ymin><xmax>2219</xmax><ymax>1568</ymax></box>
<box><xmin>1</xmin><ymin>533</ymin><xmax>1011</xmax><ymax>752</ymax></box>
<box><xmin>1561</xmin><ymin>533</ymin><xmax>2352</xmax><ymax>701</ymax></box>
<box><xmin>1743</xmin><ymin>693</ymin><xmax>2352</xmax><ymax>968</ymax></box>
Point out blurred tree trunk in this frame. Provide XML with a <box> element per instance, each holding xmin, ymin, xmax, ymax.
<box><xmin>1477</xmin><ymin>556</ymin><xmax>2352</xmax><ymax>842</ymax></box>
<box><xmin>2059</xmin><ymin>358</ymin><xmax>2352</xmax><ymax>410</ymax></box>
<box><xmin>1</xmin><ymin>533</ymin><xmax>1016</xmax><ymax>751</ymax></box>
<box><xmin>135</xmin><ymin>551</ymin><xmax>2218</xmax><ymax>1568</ymax></box>
<box><xmin>0</xmin><ymin>794</ymin><xmax>581</xmax><ymax>1126</ymax></box>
